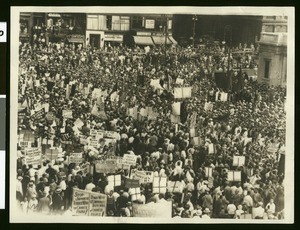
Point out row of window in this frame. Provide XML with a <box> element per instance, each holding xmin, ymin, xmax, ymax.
<box><xmin>86</xmin><ymin>15</ymin><xmax>172</xmax><ymax>31</ymax></box>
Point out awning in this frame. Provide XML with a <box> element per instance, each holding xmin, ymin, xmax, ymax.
<box><xmin>168</xmin><ymin>36</ymin><xmax>177</xmax><ymax>45</ymax></box>
<box><xmin>152</xmin><ymin>36</ymin><xmax>172</xmax><ymax>45</ymax></box>
<box><xmin>133</xmin><ymin>36</ymin><xmax>154</xmax><ymax>45</ymax></box>
<box><xmin>67</xmin><ymin>37</ymin><xmax>84</xmax><ymax>43</ymax></box>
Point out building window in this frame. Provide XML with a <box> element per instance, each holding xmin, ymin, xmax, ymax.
<box><xmin>132</xmin><ymin>16</ymin><xmax>144</xmax><ymax>29</ymax></box>
<box><xmin>264</xmin><ymin>59</ymin><xmax>271</xmax><ymax>79</ymax></box>
<box><xmin>111</xmin><ymin>16</ymin><xmax>130</xmax><ymax>31</ymax></box>
<box><xmin>265</xmin><ymin>25</ymin><xmax>275</xmax><ymax>32</ymax></box>
<box><xmin>107</xmin><ymin>15</ymin><xmax>112</xmax><ymax>30</ymax></box>
<box><xmin>266</xmin><ymin>16</ymin><xmax>276</xmax><ymax>20</ymax></box>
<box><xmin>20</xmin><ymin>19</ymin><xmax>29</xmax><ymax>35</ymax></box>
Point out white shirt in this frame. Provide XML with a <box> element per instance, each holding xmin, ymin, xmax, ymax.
<box><xmin>266</xmin><ymin>202</ymin><xmax>276</xmax><ymax>214</ymax></box>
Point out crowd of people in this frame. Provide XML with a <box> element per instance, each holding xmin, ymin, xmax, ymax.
<box><xmin>16</xmin><ymin>36</ymin><xmax>286</xmax><ymax>220</ymax></box>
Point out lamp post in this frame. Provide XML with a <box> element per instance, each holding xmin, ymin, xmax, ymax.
<box><xmin>192</xmin><ymin>15</ymin><xmax>198</xmax><ymax>48</ymax></box>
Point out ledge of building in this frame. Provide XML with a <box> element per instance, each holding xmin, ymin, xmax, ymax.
<box><xmin>258</xmin><ymin>32</ymin><xmax>287</xmax><ymax>47</ymax></box>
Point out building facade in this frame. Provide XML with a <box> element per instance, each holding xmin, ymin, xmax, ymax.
<box><xmin>173</xmin><ymin>15</ymin><xmax>262</xmax><ymax>47</ymax></box>
<box><xmin>19</xmin><ymin>12</ymin><xmax>86</xmax><ymax>45</ymax></box>
<box><xmin>257</xmin><ymin>16</ymin><xmax>287</xmax><ymax>86</ymax></box>
<box><xmin>85</xmin><ymin>13</ymin><xmax>176</xmax><ymax>48</ymax></box>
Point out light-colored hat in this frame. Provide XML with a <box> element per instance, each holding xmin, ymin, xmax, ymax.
<box><xmin>195</xmin><ymin>209</ymin><xmax>202</xmax><ymax>216</ymax></box>
<box><xmin>203</xmin><ymin>208</ymin><xmax>210</xmax><ymax>214</ymax></box>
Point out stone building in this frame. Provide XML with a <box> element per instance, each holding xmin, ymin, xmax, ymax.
<box><xmin>257</xmin><ymin>16</ymin><xmax>287</xmax><ymax>86</ymax></box>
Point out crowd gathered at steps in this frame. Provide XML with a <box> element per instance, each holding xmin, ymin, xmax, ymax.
<box><xmin>16</xmin><ymin>36</ymin><xmax>286</xmax><ymax>220</ymax></box>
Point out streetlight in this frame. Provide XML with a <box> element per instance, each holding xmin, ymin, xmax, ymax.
<box><xmin>192</xmin><ymin>15</ymin><xmax>198</xmax><ymax>48</ymax></box>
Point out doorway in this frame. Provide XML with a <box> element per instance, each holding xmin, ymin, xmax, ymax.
<box><xmin>89</xmin><ymin>34</ymin><xmax>100</xmax><ymax>49</ymax></box>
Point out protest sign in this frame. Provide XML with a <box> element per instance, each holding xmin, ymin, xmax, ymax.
<box><xmin>167</xmin><ymin>181</ymin><xmax>184</xmax><ymax>193</ymax></box>
<box><xmin>131</xmin><ymin>169</ymin><xmax>154</xmax><ymax>184</ymax></box>
<box><xmin>189</xmin><ymin>128</ymin><xmax>195</xmax><ymax>137</ymax></box>
<box><xmin>132</xmin><ymin>201</ymin><xmax>172</xmax><ymax>218</ymax></box>
<box><xmin>204</xmin><ymin>102</ymin><xmax>213</xmax><ymax>112</ymax></box>
<box><xmin>72</xmin><ymin>188</ymin><xmax>107</xmax><ymax>216</ymax></box>
<box><xmin>92</xmin><ymin>88</ymin><xmax>102</xmax><ymax>99</ymax></box>
<box><xmin>174</xmin><ymin>87</ymin><xmax>183</xmax><ymax>99</ymax></box>
<box><xmin>46</xmin><ymin>112</ymin><xmax>55</xmax><ymax>122</ymax></box>
<box><xmin>19</xmin><ymin>141</ymin><xmax>31</xmax><ymax>149</ymax></box>
<box><xmin>125</xmin><ymin>178</ymin><xmax>140</xmax><ymax>189</ymax></box>
<box><xmin>62</xmin><ymin>110</ymin><xmax>73</xmax><ymax>119</ymax></box>
<box><xmin>205</xmin><ymin>167</ymin><xmax>213</xmax><ymax>178</ymax></box>
<box><xmin>31</xmin><ymin>108</ymin><xmax>45</xmax><ymax>123</ymax></box>
<box><xmin>227</xmin><ymin>170</ymin><xmax>241</xmax><ymax>182</ymax></box>
<box><xmin>174</xmin><ymin>87</ymin><xmax>192</xmax><ymax>99</ymax></box>
<box><xmin>89</xmin><ymin>138</ymin><xmax>99</xmax><ymax>148</ymax></box>
<box><xmin>193</xmin><ymin>137</ymin><xmax>202</xmax><ymax>146</ymax></box>
<box><xmin>150</xmin><ymin>79</ymin><xmax>164</xmax><ymax>90</ymax></box>
<box><xmin>152</xmin><ymin>176</ymin><xmax>167</xmax><ymax>194</ymax></box>
<box><xmin>107</xmin><ymin>174</ymin><xmax>121</xmax><ymax>187</ymax></box>
<box><xmin>139</xmin><ymin>108</ymin><xmax>148</xmax><ymax>117</ymax></box>
<box><xmin>79</xmin><ymin>135</ymin><xmax>89</xmax><ymax>145</ymax></box>
<box><xmin>176</xmin><ymin>78</ymin><xmax>184</xmax><ymax>85</ymax></box>
<box><xmin>91</xmin><ymin>104</ymin><xmax>108</xmax><ymax>120</ymax></box>
<box><xmin>95</xmin><ymin>160</ymin><xmax>118</xmax><ymax>174</ymax></box>
<box><xmin>182</xmin><ymin>87</ymin><xmax>192</xmax><ymax>98</ymax></box>
<box><xmin>220</xmin><ymin>92</ymin><xmax>228</xmax><ymax>102</ymax></box>
<box><xmin>172</xmin><ymin>102</ymin><xmax>181</xmax><ymax>116</ymax></box>
<box><xmin>128</xmin><ymin>107</ymin><xmax>138</xmax><ymax>120</ymax></box>
<box><xmin>89</xmin><ymin>192</ymin><xmax>107</xmax><ymax>216</ymax></box>
<box><xmin>90</xmin><ymin>129</ymin><xmax>97</xmax><ymax>137</ymax></box>
<box><xmin>170</xmin><ymin>114</ymin><xmax>180</xmax><ymax>124</ymax></box>
<box><xmin>72</xmin><ymin>188</ymin><xmax>90</xmax><ymax>216</ymax></box>
<box><xmin>69</xmin><ymin>152</ymin><xmax>83</xmax><ymax>164</ymax></box>
<box><xmin>45</xmin><ymin>148</ymin><xmax>59</xmax><ymax>161</ymax></box>
<box><xmin>90</xmin><ymin>129</ymin><xmax>104</xmax><ymax>140</ymax></box>
<box><xmin>42</xmin><ymin>103</ymin><xmax>50</xmax><ymax>113</ymax></box>
<box><xmin>189</xmin><ymin>112</ymin><xmax>197</xmax><ymax>128</ymax></box>
<box><xmin>232</xmin><ymin>156</ymin><xmax>245</xmax><ymax>167</ymax></box>
<box><xmin>74</xmin><ymin>118</ymin><xmax>84</xmax><ymax>129</ymax></box>
<box><xmin>129</xmin><ymin>187</ymin><xmax>141</xmax><ymax>201</ymax></box>
<box><xmin>61</xmin><ymin>134</ymin><xmax>72</xmax><ymax>145</ymax></box>
<box><xmin>18</xmin><ymin>111</ymin><xmax>26</xmax><ymax>123</ymax></box>
<box><xmin>104</xmin><ymin>131</ymin><xmax>117</xmax><ymax>139</ymax></box>
<box><xmin>123</xmin><ymin>154</ymin><xmax>137</xmax><ymax>166</ymax></box>
<box><xmin>80</xmin><ymin>162</ymin><xmax>90</xmax><ymax>176</ymax></box>
<box><xmin>24</xmin><ymin>148</ymin><xmax>42</xmax><ymax>168</ymax></box>
<box><xmin>208</xmin><ymin>143</ymin><xmax>215</xmax><ymax>154</ymax></box>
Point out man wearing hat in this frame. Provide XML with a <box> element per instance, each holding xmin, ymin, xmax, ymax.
<box><xmin>51</xmin><ymin>186</ymin><xmax>64</xmax><ymax>214</ymax></box>
<box><xmin>202</xmin><ymin>208</ymin><xmax>211</xmax><ymax>219</ymax></box>
<box><xmin>25</xmin><ymin>181</ymin><xmax>37</xmax><ymax>202</ymax></box>
<box><xmin>37</xmin><ymin>191</ymin><xmax>51</xmax><ymax>214</ymax></box>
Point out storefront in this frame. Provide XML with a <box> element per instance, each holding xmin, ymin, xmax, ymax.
<box><xmin>133</xmin><ymin>31</ymin><xmax>154</xmax><ymax>46</ymax></box>
<box><xmin>104</xmin><ymin>34</ymin><xmax>124</xmax><ymax>47</ymax></box>
<box><xmin>66</xmin><ymin>35</ymin><xmax>85</xmax><ymax>48</ymax></box>
<box><xmin>46</xmin><ymin>13</ymin><xmax>85</xmax><ymax>44</ymax></box>
<box><xmin>85</xmin><ymin>30</ymin><xmax>104</xmax><ymax>49</ymax></box>
<box><xmin>19</xmin><ymin>13</ymin><xmax>32</xmax><ymax>43</ymax></box>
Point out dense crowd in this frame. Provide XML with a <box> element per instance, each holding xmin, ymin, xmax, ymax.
<box><xmin>16</xmin><ymin>38</ymin><xmax>286</xmax><ymax>220</ymax></box>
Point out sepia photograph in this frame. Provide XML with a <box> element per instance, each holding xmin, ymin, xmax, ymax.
<box><xmin>10</xmin><ymin>6</ymin><xmax>295</xmax><ymax>223</ymax></box>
